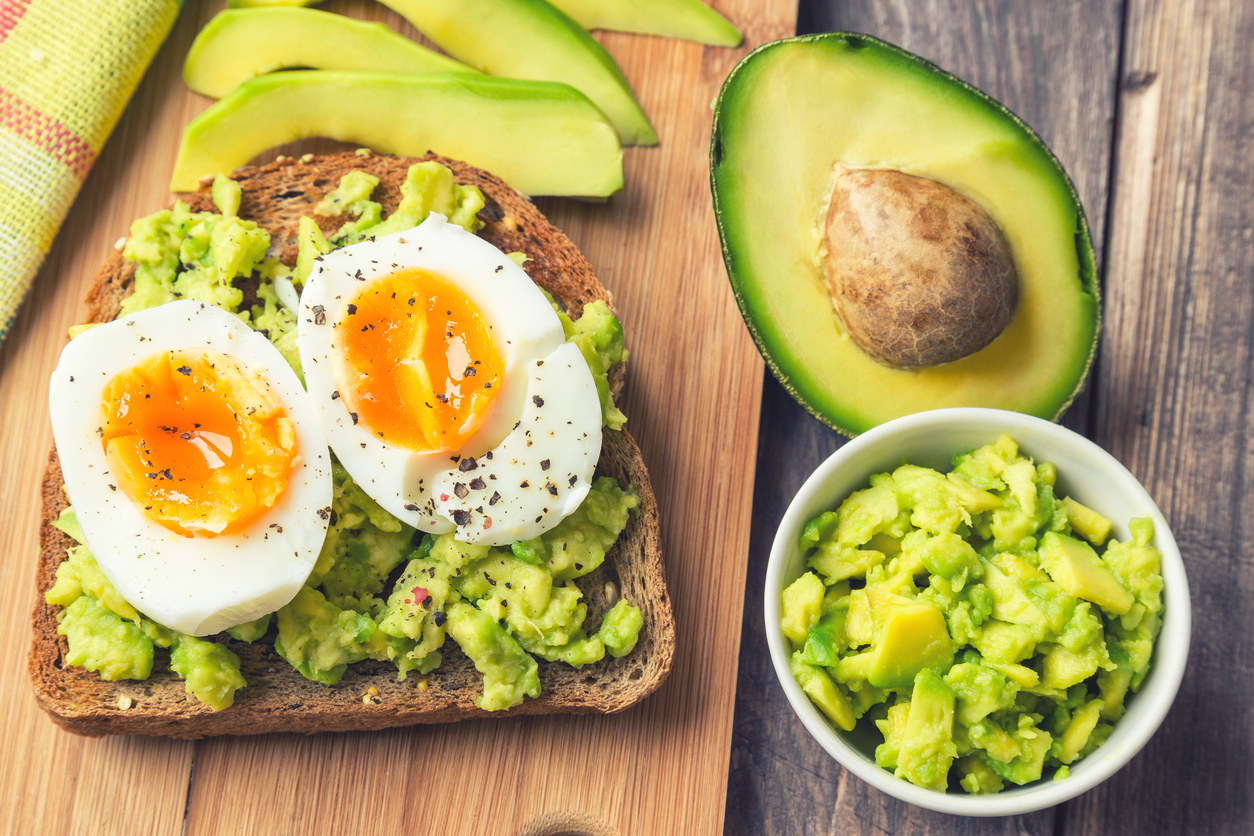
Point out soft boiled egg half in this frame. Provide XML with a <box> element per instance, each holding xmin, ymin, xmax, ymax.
<box><xmin>49</xmin><ymin>300</ymin><xmax>333</xmax><ymax>636</ymax></box>
<box><xmin>296</xmin><ymin>214</ymin><xmax>603</xmax><ymax>547</ymax></box>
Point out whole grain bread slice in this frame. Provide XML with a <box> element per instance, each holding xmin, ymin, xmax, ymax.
<box><xmin>30</xmin><ymin>152</ymin><xmax>673</xmax><ymax>738</ymax></box>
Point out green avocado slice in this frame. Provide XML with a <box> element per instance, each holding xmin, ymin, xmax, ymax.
<box><xmin>230</xmin><ymin>0</ymin><xmax>740</xmax><ymax>47</ymax></box>
<box><xmin>169</xmin><ymin>71</ymin><xmax>623</xmax><ymax>197</ymax></box>
<box><xmin>380</xmin><ymin>0</ymin><xmax>656</xmax><ymax>146</ymax></box>
<box><xmin>710</xmin><ymin>34</ymin><xmax>1100</xmax><ymax>436</ymax></box>
<box><xmin>549</xmin><ymin>0</ymin><xmax>741</xmax><ymax>46</ymax></box>
<box><xmin>185</xmin><ymin>8</ymin><xmax>475</xmax><ymax>99</ymax></box>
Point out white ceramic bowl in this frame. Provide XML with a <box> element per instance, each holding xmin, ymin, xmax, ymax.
<box><xmin>764</xmin><ymin>407</ymin><xmax>1191</xmax><ymax>816</ymax></box>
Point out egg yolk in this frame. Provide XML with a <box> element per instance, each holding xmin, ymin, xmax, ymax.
<box><xmin>333</xmin><ymin>267</ymin><xmax>504</xmax><ymax>452</ymax></box>
<box><xmin>100</xmin><ymin>349</ymin><xmax>297</xmax><ymax>537</ymax></box>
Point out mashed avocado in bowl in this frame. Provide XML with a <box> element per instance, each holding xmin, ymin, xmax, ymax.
<box><xmin>764</xmin><ymin>408</ymin><xmax>1190</xmax><ymax>816</ymax></box>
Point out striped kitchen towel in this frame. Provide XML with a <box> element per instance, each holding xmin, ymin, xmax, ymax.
<box><xmin>0</xmin><ymin>0</ymin><xmax>181</xmax><ymax>343</ymax></box>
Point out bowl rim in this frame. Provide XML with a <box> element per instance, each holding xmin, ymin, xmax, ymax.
<box><xmin>763</xmin><ymin>407</ymin><xmax>1192</xmax><ymax>816</ymax></box>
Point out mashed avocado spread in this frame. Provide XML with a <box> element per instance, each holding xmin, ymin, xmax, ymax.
<box><xmin>781</xmin><ymin>435</ymin><xmax>1165</xmax><ymax>793</ymax></box>
<box><xmin>49</xmin><ymin>162</ymin><xmax>643</xmax><ymax>712</ymax></box>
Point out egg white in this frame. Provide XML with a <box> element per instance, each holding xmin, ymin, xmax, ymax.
<box><xmin>48</xmin><ymin>300</ymin><xmax>333</xmax><ymax>636</ymax></box>
<box><xmin>296</xmin><ymin>214</ymin><xmax>603</xmax><ymax>546</ymax></box>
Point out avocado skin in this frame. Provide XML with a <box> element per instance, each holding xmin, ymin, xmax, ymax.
<box><xmin>710</xmin><ymin>33</ymin><xmax>1100</xmax><ymax>437</ymax></box>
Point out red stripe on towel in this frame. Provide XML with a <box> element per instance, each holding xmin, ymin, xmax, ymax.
<box><xmin>0</xmin><ymin>0</ymin><xmax>33</xmax><ymax>44</ymax></box>
<box><xmin>0</xmin><ymin>86</ymin><xmax>97</xmax><ymax>180</ymax></box>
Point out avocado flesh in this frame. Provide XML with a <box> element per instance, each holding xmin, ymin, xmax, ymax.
<box><xmin>185</xmin><ymin>8</ymin><xmax>475</xmax><ymax>99</ymax></box>
<box><xmin>711</xmin><ymin>34</ymin><xmax>1100</xmax><ymax>436</ymax></box>
<box><xmin>379</xmin><ymin>0</ymin><xmax>656</xmax><ymax>146</ymax></box>
<box><xmin>169</xmin><ymin>71</ymin><xmax>623</xmax><ymax>197</ymax></box>
<box><xmin>549</xmin><ymin>0</ymin><xmax>741</xmax><ymax>46</ymax></box>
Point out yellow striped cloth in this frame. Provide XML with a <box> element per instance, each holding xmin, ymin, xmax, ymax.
<box><xmin>0</xmin><ymin>0</ymin><xmax>181</xmax><ymax>342</ymax></box>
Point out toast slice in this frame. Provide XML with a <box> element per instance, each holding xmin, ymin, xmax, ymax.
<box><xmin>29</xmin><ymin>152</ymin><xmax>673</xmax><ymax>738</ymax></box>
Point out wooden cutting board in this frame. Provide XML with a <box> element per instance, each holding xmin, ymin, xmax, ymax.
<box><xmin>0</xmin><ymin>0</ymin><xmax>796</xmax><ymax>833</ymax></box>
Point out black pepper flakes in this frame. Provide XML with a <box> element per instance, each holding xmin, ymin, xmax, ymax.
<box><xmin>176</xmin><ymin>365</ymin><xmax>192</xmax><ymax>376</ymax></box>
<box><xmin>312</xmin><ymin>304</ymin><xmax>326</xmax><ymax>325</ymax></box>
<box><xmin>458</xmin><ymin>457</ymin><xmax>478</xmax><ymax>472</ymax></box>
<box><xmin>454</xmin><ymin>483</ymin><xmax>469</xmax><ymax>499</ymax></box>
<box><xmin>540</xmin><ymin>459</ymin><xmax>550</xmax><ymax>471</ymax></box>
<box><xmin>532</xmin><ymin>395</ymin><xmax>544</xmax><ymax>407</ymax></box>
<box><xmin>433</xmin><ymin>611</ymin><xmax>447</xmax><ymax>627</ymax></box>
<box><xmin>346</xmin><ymin>304</ymin><xmax>357</xmax><ymax>315</ymax></box>
<box><xmin>451</xmin><ymin>509</ymin><xmax>471</xmax><ymax>525</ymax></box>
<box><xmin>469</xmin><ymin>477</ymin><xmax>486</xmax><ymax>490</ymax></box>
<box><xmin>489</xmin><ymin>491</ymin><xmax>501</xmax><ymax>506</ymax></box>
<box><xmin>350</xmin><ymin>412</ymin><xmax>359</xmax><ymax>425</ymax></box>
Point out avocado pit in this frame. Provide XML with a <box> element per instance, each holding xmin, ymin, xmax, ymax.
<box><xmin>822</xmin><ymin>166</ymin><xmax>1018</xmax><ymax>369</ymax></box>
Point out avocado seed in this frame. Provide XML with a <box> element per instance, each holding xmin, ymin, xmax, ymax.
<box><xmin>822</xmin><ymin>166</ymin><xmax>1018</xmax><ymax>369</ymax></box>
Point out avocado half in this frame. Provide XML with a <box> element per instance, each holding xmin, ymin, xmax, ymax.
<box><xmin>710</xmin><ymin>33</ymin><xmax>1100</xmax><ymax>437</ymax></box>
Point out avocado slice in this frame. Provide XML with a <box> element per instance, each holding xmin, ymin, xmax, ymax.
<box><xmin>169</xmin><ymin>71</ymin><xmax>623</xmax><ymax>198</ymax></box>
<box><xmin>185</xmin><ymin>8</ymin><xmax>475</xmax><ymax>99</ymax></box>
<box><xmin>710</xmin><ymin>34</ymin><xmax>1100</xmax><ymax>436</ymax></box>
<box><xmin>229</xmin><ymin>0</ymin><xmax>741</xmax><ymax>47</ymax></box>
<box><xmin>379</xmin><ymin>0</ymin><xmax>656</xmax><ymax>146</ymax></box>
<box><xmin>549</xmin><ymin>0</ymin><xmax>741</xmax><ymax>46</ymax></box>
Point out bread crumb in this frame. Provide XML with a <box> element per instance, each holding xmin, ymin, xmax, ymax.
<box><xmin>300</xmin><ymin>153</ymin><xmax>314</xmax><ymax>164</ymax></box>
<box><xmin>604</xmin><ymin>581</ymin><xmax>619</xmax><ymax>607</ymax></box>
<box><xmin>113</xmin><ymin>237</ymin><xmax>127</xmax><ymax>252</ymax></box>
<box><xmin>116</xmin><ymin>695</ymin><xmax>133</xmax><ymax>710</ymax></box>
<box><xmin>355</xmin><ymin>148</ymin><xmax>373</xmax><ymax>158</ymax></box>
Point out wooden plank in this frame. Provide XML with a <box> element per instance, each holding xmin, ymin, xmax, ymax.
<box><xmin>724</xmin><ymin>1</ymin><xmax>1124</xmax><ymax>833</ymax></box>
<box><xmin>179</xmin><ymin>0</ymin><xmax>791</xmax><ymax>830</ymax></box>
<box><xmin>1064</xmin><ymin>1</ymin><xmax>1254</xmax><ymax>833</ymax></box>
<box><xmin>0</xmin><ymin>0</ymin><xmax>787</xmax><ymax>834</ymax></box>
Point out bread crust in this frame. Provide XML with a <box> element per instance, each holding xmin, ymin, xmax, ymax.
<box><xmin>29</xmin><ymin>153</ymin><xmax>672</xmax><ymax>738</ymax></box>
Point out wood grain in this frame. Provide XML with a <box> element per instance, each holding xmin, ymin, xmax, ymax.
<box><xmin>0</xmin><ymin>0</ymin><xmax>789</xmax><ymax>834</ymax></box>
<box><xmin>1066</xmin><ymin>1</ymin><xmax>1254</xmax><ymax>833</ymax></box>
<box><xmin>726</xmin><ymin>1</ymin><xmax>1123</xmax><ymax>833</ymax></box>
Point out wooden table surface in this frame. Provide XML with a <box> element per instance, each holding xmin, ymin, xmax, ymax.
<box><xmin>727</xmin><ymin>1</ymin><xmax>1253</xmax><ymax>834</ymax></box>
<box><xmin>2</xmin><ymin>0</ymin><xmax>1250</xmax><ymax>834</ymax></box>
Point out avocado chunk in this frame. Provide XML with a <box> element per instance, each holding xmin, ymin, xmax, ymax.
<box><xmin>185</xmin><ymin>8</ymin><xmax>475</xmax><ymax>99</ymax></box>
<box><xmin>549</xmin><ymin>0</ymin><xmax>741</xmax><ymax>46</ymax></box>
<box><xmin>780</xmin><ymin>571</ymin><xmax>825</xmax><ymax>647</ymax></box>
<box><xmin>895</xmin><ymin>670</ymin><xmax>958</xmax><ymax>791</ymax></box>
<box><xmin>379</xmin><ymin>0</ymin><xmax>655</xmax><ymax>146</ymax></box>
<box><xmin>711</xmin><ymin>33</ymin><xmax>1099</xmax><ymax>436</ymax></box>
<box><xmin>1062</xmin><ymin>496</ymin><xmax>1113</xmax><ymax>545</ymax></box>
<box><xmin>170</xmin><ymin>71</ymin><xmax>623</xmax><ymax>197</ymax></box>
<box><xmin>790</xmin><ymin>651</ymin><xmax>857</xmax><ymax>731</ymax></box>
<box><xmin>1039</xmin><ymin>531</ymin><xmax>1134</xmax><ymax>614</ymax></box>
<box><xmin>865</xmin><ymin>588</ymin><xmax>954</xmax><ymax>688</ymax></box>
